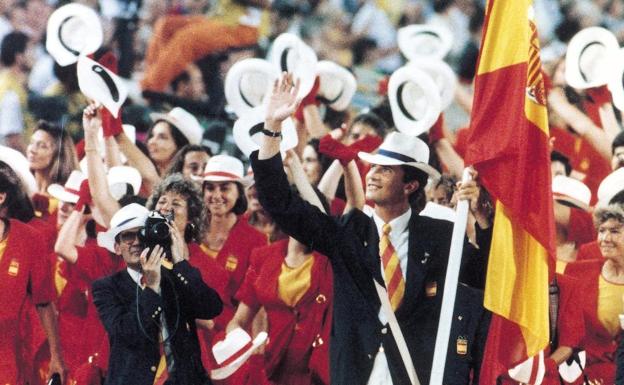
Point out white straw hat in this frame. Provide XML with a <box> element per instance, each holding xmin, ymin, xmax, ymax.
<box><xmin>97</xmin><ymin>203</ymin><xmax>149</xmax><ymax>253</ymax></box>
<box><xmin>388</xmin><ymin>65</ymin><xmax>441</xmax><ymax>136</ymax></box>
<box><xmin>358</xmin><ymin>131</ymin><xmax>440</xmax><ymax>178</ymax></box>
<box><xmin>597</xmin><ymin>167</ymin><xmax>624</xmax><ymax>206</ymax></box>
<box><xmin>202</xmin><ymin>155</ymin><xmax>245</xmax><ymax>183</ymax></box>
<box><xmin>552</xmin><ymin>175</ymin><xmax>591</xmax><ymax>211</ymax></box>
<box><xmin>565</xmin><ymin>27</ymin><xmax>619</xmax><ymax>89</ymax></box>
<box><xmin>268</xmin><ymin>33</ymin><xmax>318</xmax><ymax>99</ymax></box>
<box><xmin>47</xmin><ymin>170</ymin><xmax>87</xmax><ymax>204</ymax></box>
<box><xmin>46</xmin><ymin>3</ymin><xmax>103</xmax><ymax>66</ymax></box>
<box><xmin>406</xmin><ymin>59</ymin><xmax>457</xmax><ymax>111</ymax></box>
<box><xmin>210</xmin><ymin>328</ymin><xmax>268</xmax><ymax>380</ymax></box>
<box><xmin>77</xmin><ymin>55</ymin><xmax>128</xmax><ymax>118</ymax></box>
<box><xmin>225</xmin><ymin>58</ymin><xmax>279</xmax><ymax>118</ymax></box>
<box><xmin>316</xmin><ymin>60</ymin><xmax>357</xmax><ymax>111</ymax></box>
<box><xmin>150</xmin><ymin>107</ymin><xmax>203</xmax><ymax>145</ymax></box>
<box><xmin>397</xmin><ymin>24</ymin><xmax>453</xmax><ymax>61</ymax></box>
<box><xmin>0</xmin><ymin>145</ymin><xmax>37</xmax><ymax>197</ymax></box>
<box><xmin>107</xmin><ymin>166</ymin><xmax>142</xmax><ymax>200</ymax></box>
<box><xmin>233</xmin><ymin>106</ymin><xmax>298</xmax><ymax>157</ymax></box>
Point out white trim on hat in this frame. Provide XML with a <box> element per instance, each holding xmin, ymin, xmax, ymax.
<box><xmin>233</xmin><ymin>105</ymin><xmax>298</xmax><ymax>157</ymax></box>
<box><xmin>397</xmin><ymin>24</ymin><xmax>453</xmax><ymax>62</ymax></box>
<box><xmin>210</xmin><ymin>329</ymin><xmax>268</xmax><ymax>380</ymax></box>
<box><xmin>47</xmin><ymin>170</ymin><xmax>86</xmax><ymax>204</ymax></box>
<box><xmin>406</xmin><ymin>59</ymin><xmax>457</xmax><ymax>111</ymax></box>
<box><xmin>508</xmin><ymin>350</ymin><xmax>546</xmax><ymax>385</ymax></box>
<box><xmin>565</xmin><ymin>27</ymin><xmax>619</xmax><ymax>89</ymax></box>
<box><xmin>608</xmin><ymin>48</ymin><xmax>624</xmax><ymax>112</ymax></box>
<box><xmin>0</xmin><ymin>145</ymin><xmax>37</xmax><ymax>197</ymax></box>
<box><xmin>77</xmin><ymin>56</ymin><xmax>128</xmax><ymax>118</ymax></box>
<box><xmin>97</xmin><ymin>203</ymin><xmax>149</xmax><ymax>253</ymax></box>
<box><xmin>225</xmin><ymin>58</ymin><xmax>279</xmax><ymax>118</ymax></box>
<box><xmin>316</xmin><ymin>60</ymin><xmax>357</xmax><ymax>111</ymax></box>
<box><xmin>419</xmin><ymin>201</ymin><xmax>456</xmax><ymax>222</ymax></box>
<box><xmin>268</xmin><ymin>33</ymin><xmax>318</xmax><ymax>100</ymax></box>
<box><xmin>150</xmin><ymin>107</ymin><xmax>203</xmax><ymax>146</ymax></box>
<box><xmin>46</xmin><ymin>3</ymin><xmax>103</xmax><ymax>66</ymax></box>
<box><xmin>358</xmin><ymin>131</ymin><xmax>440</xmax><ymax>178</ymax></box>
<box><xmin>552</xmin><ymin>175</ymin><xmax>591</xmax><ymax>212</ymax></box>
<box><xmin>388</xmin><ymin>65</ymin><xmax>441</xmax><ymax>137</ymax></box>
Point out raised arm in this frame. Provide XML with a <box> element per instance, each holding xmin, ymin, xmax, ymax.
<box><xmin>283</xmin><ymin>150</ymin><xmax>327</xmax><ymax>213</ymax></box>
<box><xmin>343</xmin><ymin>160</ymin><xmax>365</xmax><ymax>212</ymax></box>
<box><xmin>83</xmin><ymin>104</ymin><xmax>120</xmax><ymax>226</ymax></box>
<box><xmin>54</xmin><ymin>209</ymin><xmax>84</xmax><ymax>264</ymax></box>
<box><xmin>113</xmin><ymin>126</ymin><xmax>161</xmax><ymax>195</ymax></box>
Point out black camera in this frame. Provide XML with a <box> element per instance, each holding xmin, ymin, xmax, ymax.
<box><xmin>139</xmin><ymin>211</ymin><xmax>174</xmax><ymax>257</ymax></box>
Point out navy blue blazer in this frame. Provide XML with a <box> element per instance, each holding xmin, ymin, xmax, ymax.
<box><xmin>93</xmin><ymin>260</ymin><xmax>222</xmax><ymax>385</ymax></box>
<box><xmin>251</xmin><ymin>152</ymin><xmax>491</xmax><ymax>385</ymax></box>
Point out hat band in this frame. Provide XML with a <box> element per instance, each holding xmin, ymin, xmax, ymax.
<box><xmin>115</xmin><ymin>216</ymin><xmax>138</xmax><ymax>229</ymax></box>
<box><xmin>64</xmin><ymin>187</ymin><xmax>80</xmax><ymax>195</ymax></box>
<box><xmin>377</xmin><ymin>149</ymin><xmax>416</xmax><ymax>163</ymax></box>
<box><xmin>218</xmin><ymin>340</ymin><xmax>253</xmax><ymax>367</ymax></box>
<box><xmin>579</xmin><ymin>41</ymin><xmax>604</xmax><ymax>82</ymax></box>
<box><xmin>59</xmin><ymin>16</ymin><xmax>80</xmax><ymax>56</ymax></box>
<box><xmin>203</xmin><ymin>171</ymin><xmax>242</xmax><ymax>180</ymax></box>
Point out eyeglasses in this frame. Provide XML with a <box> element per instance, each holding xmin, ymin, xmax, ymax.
<box><xmin>116</xmin><ymin>231</ymin><xmax>140</xmax><ymax>245</ymax></box>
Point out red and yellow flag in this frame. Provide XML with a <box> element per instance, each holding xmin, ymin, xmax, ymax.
<box><xmin>463</xmin><ymin>0</ymin><xmax>555</xmax><ymax>382</ymax></box>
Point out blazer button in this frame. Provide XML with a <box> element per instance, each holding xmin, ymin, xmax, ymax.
<box><xmin>381</xmin><ymin>327</ymin><xmax>388</xmax><ymax>334</ymax></box>
<box><xmin>368</xmin><ymin>354</ymin><xmax>372</xmax><ymax>359</ymax></box>
<box><xmin>150</xmin><ymin>366</ymin><xmax>157</xmax><ymax>372</ymax></box>
<box><xmin>379</xmin><ymin>346</ymin><xmax>385</xmax><ymax>353</ymax></box>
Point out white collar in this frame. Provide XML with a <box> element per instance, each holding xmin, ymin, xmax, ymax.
<box><xmin>372</xmin><ymin>207</ymin><xmax>412</xmax><ymax>237</ymax></box>
<box><xmin>127</xmin><ymin>267</ymin><xmax>142</xmax><ymax>285</ymax></box>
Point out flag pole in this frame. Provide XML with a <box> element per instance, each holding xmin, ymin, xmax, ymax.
<box><xmin>429</xmin><ymin>167</ymin><xmax>473</xmax><ymax>385</ymax></box>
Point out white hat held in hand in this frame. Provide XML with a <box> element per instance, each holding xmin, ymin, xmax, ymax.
<box><xmin>150</xmin><ymin>107</ymin><xmax>203</xmax><ymax>145</ymax></box>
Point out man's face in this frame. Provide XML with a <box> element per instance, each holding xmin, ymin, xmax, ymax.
<box><xmin>114</xmin><ymin>227</ymin><xmax>143</xmax><ymax>269</ymax></box>
<box><xmin>365</xmin><ymin>164</ymin><xmax>414</xmax><ymax>206</ymax></box>
<box><xmin>612</xmin><ymin>146</ymin><xmax>624</xmax><ymax>170</ymax></box>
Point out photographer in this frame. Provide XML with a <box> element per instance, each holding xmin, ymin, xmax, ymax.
<box><xmin>92</xmin><ymin>203</ymin><xmax>223</xmax><ymax>385</ymax></box>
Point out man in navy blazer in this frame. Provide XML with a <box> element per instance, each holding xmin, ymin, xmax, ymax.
<box><xmin>250</xmin><ymin>74</ymin><xmax>492</xmax><ymax>385</ymax></box>
<box><xmin>93</xmin><ymin>204</ymin><xmax>223</xmax><ymax>385</ymax></box>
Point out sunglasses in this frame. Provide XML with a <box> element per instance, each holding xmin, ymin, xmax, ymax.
<box><xmin>116</xmin><ymin>230</ymin><xmax>140</xmax><ymax>245</ymax></box>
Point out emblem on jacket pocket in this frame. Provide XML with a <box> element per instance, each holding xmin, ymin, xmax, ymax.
<box><xmin>425</xmin><ymin>281</ymin><xmax>437</xmax><ymax>297</ymax></box>
<box><xmin>456</xmin><ymin>336</ymin><xmax>468</xmax><ymax>355</ymax></box>
<box><xmin>225</xmin><ymin>255</ymin><xmax>238</xmax><ymax>271</ymax></box>
<box><xmin>8</xmin><ymin>259</ymin><xmax>19</xmax><ymax>276</ymax></box>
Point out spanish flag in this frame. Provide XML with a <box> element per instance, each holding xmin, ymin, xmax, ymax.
<box><xmin>463</xmin><ymin>0</ymin><xmax>555</xmax><ymax>383</ymax></box>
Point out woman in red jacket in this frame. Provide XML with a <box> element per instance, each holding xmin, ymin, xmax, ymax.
<box><xmin>564</xmin><ymin>203</ymin><xmax>624</xmax><ymax>384</ymax></box>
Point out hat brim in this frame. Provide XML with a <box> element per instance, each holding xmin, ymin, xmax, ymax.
<box><xmin>269</xmin><ymin>33</ymin><xmax>318</xmax><ymax>99</ymax></box>
<box><xmin>553</xmin><ymin>194</ymin><xmax>590</xmax><ymax>212</ymax></box>
<box><xmin>210</xmin><ymin>332</ymin><xmax>267</xmax><ymax>380</ymax></box>
<box><xmin>558</xmin><ymin>351</ymin><xmax>585</xmax><ymax>383</ymax></box>
<box><xmin>77</xmin><ymin>56</ymin><xmax>127</xmax><ymax>118</ymax></box>
<box><xmin>233</xmin><ymin>106</ymin><xmax>298</xmax><ymax>157</ymax></box>
<box><xmin>97</xmin><ymin>216</ymin><xmax>146</xmax><ymax>253</ymax></box>
<box><xmin>608</xmin><ymin>49</ymin><xmax>624</xmax><ymax>112</ymax></box>
<box><xmin>224</xmin><ymin>58</ymin><xmax>279</xmax><ymax>117</ymax></box>
<box><xmin>317</xmin><ymin>61</ymin><xmax>357</xmax><ymax>111</ymax></box>
<box><xmin>47</xmin><ymin>184</ymin><xmax>79</xmax><ymax>204</ymax></box>
<box><xmin>107</xmin><ymin>166</ymin><xmax>142</xmax><ymax>199</ymax></box>
<box><xmin>358</xmin><ymin>151</ymin><xmax>440</xmax><ymax>179</ymax></box>
<box><xmin>149</xmin><ymin>113</ymin><xmax>202</xmax><ymax>145</ymax></box>
<box><xmin>407</xmin><ymin>59</ymin><xmax>457</xmax><ymax>110</ymax></box>
<box><xmin>397</xmin><ymin>24</ymin><xmax>454</xmax><ymax>61</ymax></box>
<box><xmin>565</xmin><ymin>27</ymin><xmax>619</xmax><ymax>89</ymax></box>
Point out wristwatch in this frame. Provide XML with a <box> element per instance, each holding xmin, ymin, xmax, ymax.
<box><xmin>262</xmin><ymin>128</ymin><xmax>282</xmax><ymax>138</ymax></box>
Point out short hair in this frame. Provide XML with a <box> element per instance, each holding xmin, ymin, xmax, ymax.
<box><xmin>165</xmin><ymin>144</ymin><xmax>212</xmax><ymax>176</ymax></box>
<box><xmin>434</xmin><ymin>174</ymin><xmax>458</xmax><ymax>203</ymax></box>
<box><xmin>171</xmin><ymin>71</ymin><xmax>191</xmax><ymax>92</ymax></box>
<box><xmin>551</xmin><ymin>151</ymin><xmax>572</xmax><ymax>176</ymax></box>
<box><xmin>351</xmin><ymin>112</ymin><xmax>389</xmax><ymax>138</ymax></box>
<box><xmin>148</xmin><ymin>120</ymin><xmax>190</xmax><ymax>152</ymax></box>
<box><xmin>0</xmin><ymin>31</ymin><xmax>28</xmax><ymax>67</ymax></box>
<box><xmin>146</xmin><ymin>173</ymin><xmax>206</xmax><ymax>242</ymax></box>
<box><xmin>0</xmin><ymin>161</ymin><xmax>35</xmax><ymax>222</ymax></box>
<box><xmin>34</xmin><ymin>120</ymin><xmax>79</xmax><ymax>185</ymax></box>
<box><xmin>401</xmin><ymin>165</ymin><xmax>430</xmax><ymax>212</ymax></box>
<box><xmin>613</xmin><ymin>130</ymin><xmax>624</xmax><ymax>154</ymax></box>
<box><xmin>594</xmin><ymin>203</ymin><xmax>624</xmax><ymax>229</ymax></box>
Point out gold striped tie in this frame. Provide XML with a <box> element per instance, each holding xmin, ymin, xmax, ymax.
<box><xmin>380</xmin><ymin>224</ymin><xmax>405</xmax><ymax>311</ymax></box>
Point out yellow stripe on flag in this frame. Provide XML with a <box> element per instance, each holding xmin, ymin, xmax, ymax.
<box><xmin>484</xmin><ymin>202</ymin><xmax>550</xmax><ymax>357</ymax></box>
<box><xmin>477</xmin><ymin>0</ymin><xmax>529</xmax><ymax>75</ymax></box>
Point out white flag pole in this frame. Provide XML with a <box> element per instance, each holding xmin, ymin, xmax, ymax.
<box><xmin>429</xmin><ymin>168</ymin><xmax>473</xmax><ymax>385</ymax></box>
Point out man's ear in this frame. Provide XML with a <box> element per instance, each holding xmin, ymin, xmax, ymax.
<box><xmin>404</xmin><ymin>180</ymin><xmax>419</xmax><ymax>197</ymax></box>
<box><xmin>0</xmin><ymin>192</ymin><xmax>6</xmax><ymax>206</ymax></box>
<box><xmin>113</xmin><ymin>242</ymin><xmax>121</xmax><ymax>256</ymax></box>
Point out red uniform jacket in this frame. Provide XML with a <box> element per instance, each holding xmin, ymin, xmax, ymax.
<box><xmin>0</xmin><ymin>219</ymin><xmax>56</xmax><ymax>384</ymax></box>
<box><xmin>565</xmin><ymin>260</ymin><xmax>618</xmax><ymax>384</ymax></box>
<box><xmin>237</xmin><ymin>240</ymin><xmax>333</xmax><ymax>385</ymax></box>
<box><xmin>577</xmin><ymin>241</ymin><xmax>602</xmax><ymax>261</ymax></box>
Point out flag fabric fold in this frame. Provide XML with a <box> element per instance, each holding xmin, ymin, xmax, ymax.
<box><xmin>463</xmin><ymin>0</ymin><xmax>556</xmax><ymax>383</ymax></box>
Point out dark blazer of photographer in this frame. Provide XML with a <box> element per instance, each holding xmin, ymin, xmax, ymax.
<box><xmin>93</xmin><ymin>260</ymin><xmax>223</xmax><ymax>385</ymax></box>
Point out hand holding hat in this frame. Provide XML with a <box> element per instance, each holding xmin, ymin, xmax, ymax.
<box><xmin>75</xmin><ymin>179</ymin><xmax>92</xmax><ymax>212</ymax></box>
<box><xmin>294</xmin><ymin>76</ymin><xmax>320</xmax><ymax>123</ymax></box>
<box><xmin>586</xmin><ymin>85</ymin><xmax>612</xmax><ymax>107</ymax></box>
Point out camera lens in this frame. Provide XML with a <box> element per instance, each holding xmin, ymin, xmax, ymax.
<box><xmin>151</xmin><ymin>222</ymin><xmax>170</xmax><ymax>240</ymax></box>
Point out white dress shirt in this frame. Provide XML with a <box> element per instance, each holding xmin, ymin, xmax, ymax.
<box><xmin>367</xmin><ymin>208</ymin><xmax>411</xmax><ymax>385</ymax></box>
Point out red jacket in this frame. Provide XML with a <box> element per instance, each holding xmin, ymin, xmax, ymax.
<box><xmin>237</xmin><ymin>240</ymin><xmax>333</xmax><ymax>385</ymax></box>
<box><xmin>565</xmin><ymin>260</ymin><xmax>618</xmax><ymax>384</ymax></box>
<box><xmin>0</xmin><ymin>219</ymin><xmax>56</xmax><ymax>384</ymax></box>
